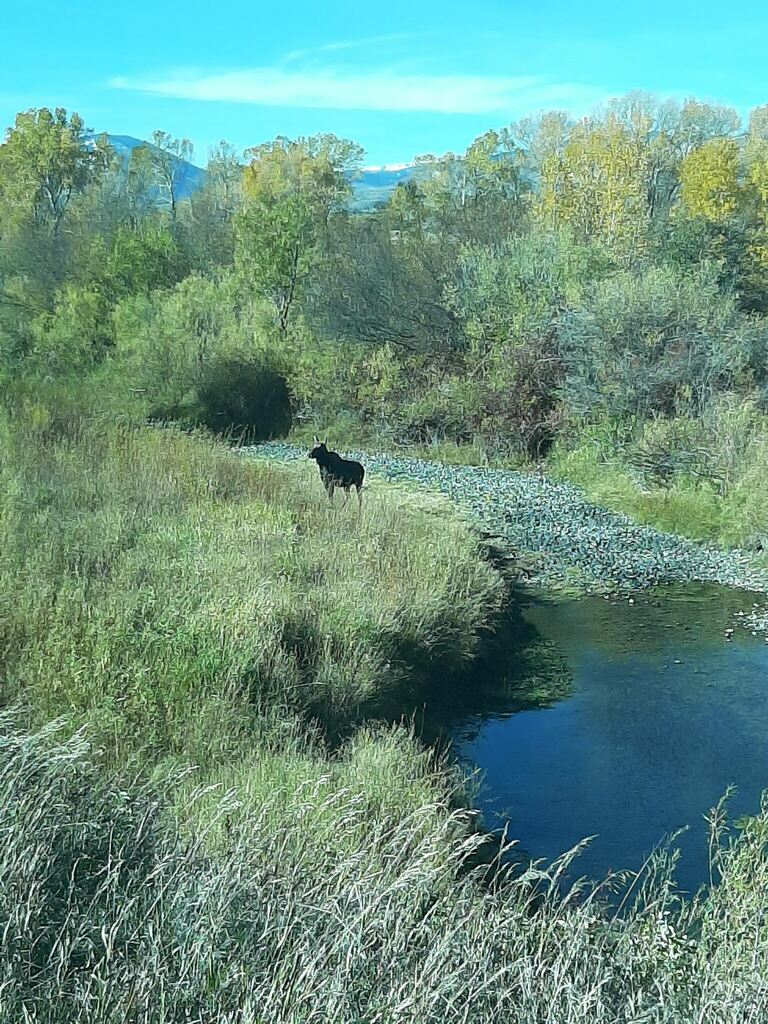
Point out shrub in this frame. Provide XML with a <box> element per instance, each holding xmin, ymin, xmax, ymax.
<box><xmin>558</xmin><ymin>264</ymin><xmax>760</xmax><ymax>421</ymax></box>
<box><xmin>191</xmin><ymin>356</ymin><xmax>292</xmax><ymax>440</ymax></box>
<box><xmin>112</xmin><ymin>273</ymin><xmax>292</xmax><ymax>438</ymax></box>
<box><xmin>30</xmin><ymin>285</ymin><xmax>114</xmax><ymax>370</ymax></box>
<box><xmin>398</xmin><ymin>376</ymin><xmax>483</xmax><ymax>446</ymax></box>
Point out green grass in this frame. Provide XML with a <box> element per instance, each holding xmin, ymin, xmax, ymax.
<box><xmin>4</xmin><ymin>713</ymin><xmax>768</xmax><ymax>1023</ymax></box>
<box><xmin>547</xmin><ymin>432</ymin><xmax>768</xmax><ymax>552</ymax></box>
<box><xmin>0</xmin><ymin>407</ymin><xmax>503</xmax><ymax>760</ymax></box>
<box><xmin>546</xmin><ymin>442</ymin><xmax>724</xmax><ymax>541</ymax></box>
<box><xmin>4</xmin><ymin>392</ymin><xmax>768</xmax><ymax>1022</ymax></box>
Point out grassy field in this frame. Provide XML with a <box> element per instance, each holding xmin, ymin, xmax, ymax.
<box><xmin>0</xmin><ymin>405</ymin><xmax>503</xmax><ymax>760</ymax></box>
<box><xmin>4</xmin><ymin>713</ymin><xmax>768</xmax><ymax>1022</ymax></box>
<box><xmin>3</xmin><ymin>398</ymin><xmax>768</xmax><ymax>1022</ymax></box>
<box><xmin>547</xmin><ymin>428</ymin><xmax>768</xmax><ymax>551</ymax></box>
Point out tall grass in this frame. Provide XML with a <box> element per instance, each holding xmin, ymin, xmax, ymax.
<box><xmin>4</xmin><ymin>396</ymin><xmax>768</xmax><ymax>1022</ymax></box>
<box><xmin>3</xmin><ymin>714</ymin><xmax>768</xmax><ymax>1023</ymax></box>
<box><xmin>547</xmin><ymin>406</ymin><xmax>768</xmax><ymax>550</ymax></box>
<box><xmin>0</xmin><ymin>406</ymin><xmax>503</xmax><ymax>758</ymax></box>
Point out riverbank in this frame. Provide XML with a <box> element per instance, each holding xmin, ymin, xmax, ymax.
<box><xmin>4</xmin><ymin>411</ymin><xmax>768</xmax><ymax>1020</ymax></box>
<box><xmin>246</xmin><ymin>444</ymin><xmax>768</xmax><ymax>620</ymax></box>
<box><xmin>0</xmin><ymin>415</ymin><xmax>503</xmax><ymax>753</ymax></box>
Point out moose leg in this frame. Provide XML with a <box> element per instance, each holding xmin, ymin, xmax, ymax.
<box><xmin>327</xmin><ymin>479</ymin><xmax>336</xmax><ymax>504</ymax></box>
<box><xmin>356</xmin><ymin>482</ymin><xmax>363</xmax><ymax>512</ymax></box>
<box><xmin>341</xmin><ymin>486</ymin><xmax>351</xmax><ymax>508</ymax></box>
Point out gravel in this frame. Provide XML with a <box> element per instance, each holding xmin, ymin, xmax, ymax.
<box><xmin>244</xmin><ymin>443</ymin><xmax>768</xmax><ymax>615</ymax></box>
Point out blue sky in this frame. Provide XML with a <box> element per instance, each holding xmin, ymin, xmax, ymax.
<box><xmin>2</xmin><ymin>0</ymin><xmax>767</xmax><ymax>167</ymax></box>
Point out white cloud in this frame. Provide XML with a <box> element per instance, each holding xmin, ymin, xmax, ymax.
<box><xmin>281</xmin><ymin>34</ymin><xmax>418</xmax><ymax>65</ymax></box>
<box><xmin>109</xmin><ymin>65</ymin><xmax>604</xmax><ymax>116</ymax></box>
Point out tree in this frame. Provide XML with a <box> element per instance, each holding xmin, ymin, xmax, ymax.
<box><xmin>742</xmin><ymin>107</ymin><xmax>768</xmax><ymax>310</ymax></box>
<box><xmin>205</xmin><ymin>141</ymin><xmax>242</xmax><ymax>215</ymax></box>
<box><xmin>509</xmin><ymin>111</ymin><xmax>573</xmax><ymax>174</ymax></box>
<box><xmin>122</xmin><ymin>144</ymin><xmax>156</xmax><ymax>227</ymax></box>
<box><xmin>139</xmin><ymin>131</ymin><xmax>195</xmax><ymax>220</ymax></box>
<box><xmin>0</xmin><ymin>109</ymin><xmax>109</xmax><ymax>354</ymax></box>
<box><xmin>537</xmin><ymin>115</ymin><xmax>652</xmax><ymax>264</ymax></box>
<box><xmin>307</xmin><ymin>206</ymin><xmax>461</xmax><ymax>352</ymax></box>
<box><xmin>236</xmin><ymin>134</ymin><xmax>363</xmax><ymax>334</ymax></box>
<box><xmin>183</xmin><ymin>142</ymin><xmax>243</xmax><ymax>271</ymax></box>
<box><xmin>0</xmin><ymin>108</ymin><xmax>109</xmax><ymax>234</ymax></box>
<box><xmin>679</xmin><ymin>138</ymin><xmax>741</xmax><ymax>224</ymax></box>
<box><xmin>416</xmin><ymin>130</ymin><xmax>527</xmax><ymax>246</ymax></box>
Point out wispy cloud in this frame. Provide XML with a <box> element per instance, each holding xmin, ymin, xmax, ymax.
<box><xmin>281</xmin><ymin>34</ymin><xmax>418</xmax><ymax>65</ymax></box>
<box><xmin>110</xmin><ymin>64</ymin><xmax>604</xmax><ymax>116</ymax></box>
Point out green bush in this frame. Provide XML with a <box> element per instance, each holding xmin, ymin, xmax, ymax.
<box><xmin>112</xmin><ymin>273</ymin><xmax>293</xmax><ymax>438</ymax></box>
<box><xmin>30</xmin><ymin>285</ymin><xmax>114</xmax><ymax>370</ymax></box>
<box><xmin>191</xmin><ymin>356</ymin><xmax>292</xmax><ymax>440</ymax></box>
<box><xmin>398</xmin><ymin>377</ymin><xmax>483</xmax><ymax>446</ymax></box>
<box><xmin>558</xmin><ymin>264</ymin><xmax>763</xmax><ymax>421</ymax></box>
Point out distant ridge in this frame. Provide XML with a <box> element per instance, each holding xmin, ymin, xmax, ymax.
<box><xmin>100</xmin><ymin>134</ymin><xmax>206</xmax><ymax>201</ymax></box>
<box><xmin>98</xmin><ymin>134</ymin><xmax>419</xmax><ymax>210</ymax></box>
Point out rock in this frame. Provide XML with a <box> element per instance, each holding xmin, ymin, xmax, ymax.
<box><xmin>243</xmin><ymin>442</ymin><xmax>768</xmax><ymax>602</ymax></box>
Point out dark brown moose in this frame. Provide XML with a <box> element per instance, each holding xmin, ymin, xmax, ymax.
<box><xmin>308</xmin><ymin>436</ymin><xmax>365</xmax><ymax>510</ymax></box>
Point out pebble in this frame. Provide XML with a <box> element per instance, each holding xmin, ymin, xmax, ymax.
<box><xmin>244</xmin><ymin>443</ymin><xmax>768</xmax><ymax>607</ymax></box>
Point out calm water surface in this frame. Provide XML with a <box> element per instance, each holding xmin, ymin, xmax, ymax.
<box><xmin>453</xmin><ymin>585</ymin><xmax>768</xmax><ymax>893</ymax></box>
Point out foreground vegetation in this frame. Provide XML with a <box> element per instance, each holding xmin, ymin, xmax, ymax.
<box><xmin>1</xmin><ymin>398</ymin><xmax>768</xmax><ymax>1021</ymax></box>
<box><xmin>5</xmin><ymin>713</ymin><xmax>768</xmax><ymax>1022</ymax></box>
<box><xmin>4</xmin><ymin>93</ymin><xmax>768</xmax><ymax>1018</ymax></box>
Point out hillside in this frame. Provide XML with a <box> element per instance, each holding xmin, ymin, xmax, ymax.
<box><xmin>102</xmin><ymin>134</ymin><xmax>418</xmax><ymax>208</ymax></box>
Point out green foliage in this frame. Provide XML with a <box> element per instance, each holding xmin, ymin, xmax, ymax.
<box><xmin>679</xmin><ymin>139</ymin><xmax>741</xmax><ymax>224</ymax></box>
<box><xmin>557</xmin><ymin>264</ymin><xmax>764</xmax><ymax>421</ymax></box>
<box><xmin>30</xmin><ymin>285</ymin><xmax>113</xmax><ymax>370</ymax></box>
<box><xmin>415</xmin><ymin>128</ymin><xmax>529</xmax><ymax>245</ymax></box>
<box><xmin>308</xmin><ymin>207</ymin><xmax>462</xmax><ymax>351</ymax></box>
<box><xmin>537</xmin><ymin>115</ymin><xmax>653</xmax><ymax>264</ymax></box>
<box><xmin>549</xmin><ymin>401</ymin><xmax>768</xmax><ymax>546</ymax></box>
<box><xmin>139</xmin><ymin>131</ymin><xmax>195</xmax><ymax>219</ymax></box>
<box><xmin>398</xmin><ymin>375</ymin><xmax>484</xmax><ymax>446</ymax></box>
<box><xmin>0</xmin><ymin>404</ymin><xmax>502</xmax><ymax>749</ymax></box>
<box><xmin>98</xmin><ymin>222</ymin><xmax>189</xmax><ymax>300</ymax></box>
<box><xmin>235</xmin><ymin>191</ymin><xmax>315</xmax><ymax>332</ymax></box>
<box><xmin>0</xmin><ymin>107</ymin><xmax>109</xmax><ymax>233</ymax></box>
<box><xmin>238</xmin><ymin>135</ymin><xmax>363</xmax><ymax>333</ymax></box>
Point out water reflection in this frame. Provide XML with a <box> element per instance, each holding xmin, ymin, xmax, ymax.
<box><xmin>451</xmin><ymin>584</ymin><xmax>768</xmax><ymax>894</ymax></box>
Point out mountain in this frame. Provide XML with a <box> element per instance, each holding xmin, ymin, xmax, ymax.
<box><xmin>102</xmin><ymin>134</ymin><xmax>206</xmax><ymax>201</ymax></box>
<box><xmin>349</xmin><ymin>163</ymin><xmax>422</xmax><ymax>210</ymax></box>
<box><xmin>99</xmin><ymin>134</ymin><xmax>419</xmax><ymax>209</ymax></box>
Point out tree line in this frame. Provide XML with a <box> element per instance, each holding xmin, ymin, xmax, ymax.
<box><xmin>1</xmin><ymin>93</ymin><xmax>768</xmax><ymax>459</ymax></box>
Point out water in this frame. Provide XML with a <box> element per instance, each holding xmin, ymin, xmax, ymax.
<box><xmin>452</xmin><ymin>584</ymin><xmax>768</xmax><ymax>893</ymax></box>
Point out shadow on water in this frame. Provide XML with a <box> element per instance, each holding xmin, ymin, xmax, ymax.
<box><xmin>417</xmin><ymin>584</ymin><xmax>574</xmax><ymax>737</ymax></box>
<box><xmin>438</xmin><ymin>582</ymin><xmax>768</xmax><ymax>896</ymax></box>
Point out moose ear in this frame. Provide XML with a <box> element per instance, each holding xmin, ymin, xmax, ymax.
<box><xmin>324</xmin><ymin>436</ymin><xmax>329</xmax><ymax>445</ymax></box>
<box><xmin>313</xmin><ymin>434</ymin><xmax>320</xmax><ymax>444</ymax></box>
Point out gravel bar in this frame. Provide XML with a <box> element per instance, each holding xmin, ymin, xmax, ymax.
<box><xmin>244</xmin><ymin>443</ymin><xmax>768</xmax><ymax>616</ymax></box>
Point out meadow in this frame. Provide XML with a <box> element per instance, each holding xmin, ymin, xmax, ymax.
<box><xmin>4</xmin><ymin>94</ymin><xmax>768</xmax><ymax>1021</ymax></box>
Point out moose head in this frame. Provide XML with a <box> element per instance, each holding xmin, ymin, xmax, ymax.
<box><xmin>308</xmin><ymin>434</ymin><xmax>329</xmax><ymax>461</ymax></box>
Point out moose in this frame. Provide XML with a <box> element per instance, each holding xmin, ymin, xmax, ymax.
<box><xmin>308</xmin><ymin>436</ymin><xmax>365</xmax><ymax>510</ymax></box>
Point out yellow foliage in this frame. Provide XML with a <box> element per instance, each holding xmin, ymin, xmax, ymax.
<box><xmin>679</xmin><ymin>138</ymin><xmax>740</xmax><ymax>223</ymax></box>
<box><xmin>537</xmin><ymin>116</ymin><xmax>651</xmax><ymax>264</ymax></box>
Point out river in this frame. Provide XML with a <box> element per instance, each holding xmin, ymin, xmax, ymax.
<box><xmin>452</xmin><ymin>584</ymin><xmax>768</xmax><ymax>894</ymax></box>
